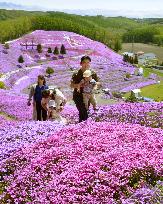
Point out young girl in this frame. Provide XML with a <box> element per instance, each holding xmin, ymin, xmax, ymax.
<box><xmin>41</xmin><ymin>89</ymin><xmax>51</xmax><ymax>121</ymax></box>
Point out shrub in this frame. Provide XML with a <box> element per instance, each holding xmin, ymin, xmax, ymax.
<box><xmin>126</xmin><ymin>91</ymin><xmax>138</xmax><ymax>102</ymax></box>
<box><xmin>18</xmin><ymin>55</ymin><xmax>24</xmax><ymax>63</ymax></box>
<box><xmin>0</xmin><ymin>81</ymin><xmax>6</xmax><ymax>89</ymax></box>
<box><xmin>53</xmin><ymin>46</ymin><xmax>59</xmax><ymax>55</ymax></box>
<box><xmin>47</xmin><ymin>47</ymin><xmax>52</xmax><ymax>53</ymax></box>
<box><xmin>125</xmin><ymin>73</ymin><xmax>131</xmax><ymax>79</ymax></box>
<box><xmin>134</xmin><ymin>54</ymin><xmax>138</xmax><ymax>64</ymax></box>
<box><xmin>37</xmin><ymin>44</ymin><xmax>42</xmax><ymax>53</ymax></box>
<box><xmin>4</xmin><ymin>43</ymin><xmax>9</xmax><ymax>49</ymax></box>
<box><xmin>60</xmin><ymin>44</ymin><xmax>66</xmax><ymax>54</ymax></box>
<box><xmin>46</xmin><ymin>67</ymin><xmax>54</xmax><ymax>77</ymax></box>
<box><xmin>123</xmin><ymin>54</ymin><xmax>129</xmax><ymax>62</ymax></box>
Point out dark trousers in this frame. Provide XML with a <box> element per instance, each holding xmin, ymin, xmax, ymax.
<box><xmin>73</xmin><ymin>93</ymin><xmax>88</xmax><ymax>123</ymax></box>
<box><xmin>36</xmin><ymin>101</ymin><xmax>47</xmax><ymax>121</ymax></box>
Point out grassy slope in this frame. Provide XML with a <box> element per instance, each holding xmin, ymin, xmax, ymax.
<box><xmin>124</xmin><ymin>67</ymin><xmax>163</xmax><ymax>101</ymax></box>
<box><xmin>140</xmin><ymin>81</ymin><xmax>163</xmax><ymax>101</ymax></box>
<box><xmin>0</xmin><ymin>9</ymin><xmax>43</xmax><ymax>21</ymax></box>
<box><xmin>0</xmin><ymin>10</ymin><xmax>162</xmax><ymax>101</ymax></box>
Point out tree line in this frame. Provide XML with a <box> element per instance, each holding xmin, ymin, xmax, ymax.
<box><xmin>0</xmin><ymin>9</ymin><xmax>163</xmax><ymax>51</ymax></box>
<box><xmin>0</xmin><ymin>11</ymin><xmax>122</xmax><ymax>52</ymax></box>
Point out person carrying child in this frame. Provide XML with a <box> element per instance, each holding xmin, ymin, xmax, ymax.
<box><xmin>70</xmin><ymin>56</ymin><xmax>100</xmax><ymax>122</ymax></box>
<box><xmin>77</xmin><ymin>69</ymin><xmax>98</xmax><ymax>111</ymax></box>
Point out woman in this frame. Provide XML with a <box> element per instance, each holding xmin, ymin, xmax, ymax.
<box><xmin>27</xmin><ymin>75</ymin><xmax>48</xmax><ymax>121</ymax></box>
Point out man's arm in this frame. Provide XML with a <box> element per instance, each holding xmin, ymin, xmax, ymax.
<box><xmin>91</xmin><ymin>71</ymin><xmax>101</xmax><ymax>88</ymax></box>
<box><xmin>70</xmin><ymin>71</ymin><xmax>83</xmax><ymax>89</ymax></box>
<box><xmin>28</xmin><ymin>85</ymin><xmax>35</xmax><ymax>101</ymax></box>
<box><xmin>70</xmin><ymin>80</ymin><xmax>80</xmax><ymax>89</ymax></box>
<box><xmin>27</xmin><ymin>84</ymin><xmax>36</xmax><ymax>105</ymax></box>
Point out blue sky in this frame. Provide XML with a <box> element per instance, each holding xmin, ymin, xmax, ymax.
<box><xmin>1</xmin><ymin>0</ymin><xmax>163</xmax><ymax>10</ymax></box>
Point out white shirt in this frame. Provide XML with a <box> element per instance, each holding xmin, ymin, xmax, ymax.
<box><xmin>48</xmin><ymin>100</ymin><xmax>56</xmax><ymax>108</ymax></box>
<box><xmin>54</xmin><ymin>89</ymin><xmax>66</xmax><ymax>110</ymax></box>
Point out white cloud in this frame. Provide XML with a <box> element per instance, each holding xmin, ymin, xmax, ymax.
<box><xmin>1</xmin><ymin>0</ymin><xmax>163</xmax><ymax>17</ymax></box>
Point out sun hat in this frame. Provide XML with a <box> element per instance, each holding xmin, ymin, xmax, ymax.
<box><xmin>83</xmin><ymin>70</ymin><xmax>92</xmax><ymax>78</ymax></box>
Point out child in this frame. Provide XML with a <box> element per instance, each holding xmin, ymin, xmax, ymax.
<box><xmin>48</xmin><ymin>89</ymin><xmax>67</xmax><ymax>123</ymax></box>
<box><xmin>41</xmin><ymin>89</ymin><xmax>51</xmax><ymax>120</ymax></box>
<box><xmin>77</xmin><ymin>70</ymin><xmax>98</xmax><ymax>111</ymax></box>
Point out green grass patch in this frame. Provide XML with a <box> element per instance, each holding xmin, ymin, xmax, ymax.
<box><xmin>0</xmin><ymin>112</ymin><xmax>16</xmax><ymax>121</ymax></box>
<box><xmin>141</xmin><ymin>81</ymin><xmax>163</xmax><ymax>101</ymax></box>
<box><xmin>143</xmin><ymin>67</ymin><xmax>163</xmax><ymax>78</ymax></box>
<box><xmin>124</xmin><ymin>81</ymin><xmax>163</xmax><ymax>101</ymax></box>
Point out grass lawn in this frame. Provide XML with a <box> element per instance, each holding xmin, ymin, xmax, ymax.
<box><xmin>143</xmin><ymin>67</ymin><xmax>163</xmax><ymax>78</ymax></box>
<box><xmin>124</xmin><ymin>81</ymin><xmax>163</xmax><ymax>101</ymax></box>
<box><xmin>124</xmin><ymin>66</ymin><xmax>163</xmax><ymax>101</ymax></box>
<box><xmin>140</xmin><ymin>81</ymin><xmax>163</xmax><ymax>101</ymax></box>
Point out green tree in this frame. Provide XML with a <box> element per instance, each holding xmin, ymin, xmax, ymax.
<box><xmin>60</xmin><ymin>44</ymin><xmax>66</xmax><ymax>54</ymax></box>
<box><xmin>37</xmin><ymin>44</ymin><xmax>42</xmax><ymax>53</ymax></box>
<box><xmin>134</xmin><ymin>54</ymin><xmax>138</xmax><ymax>64</ymax></box>
<box><xmin>0</xmin><ymin>81</ymin><xmax>6</xmax><ymax>89</ymax></box>
<box><xmin>53</xmin><ymin>46</ymin><xmax>59</xmax><ymax>55</ymax></box>
<box><xmin>4</xmin><ymin>43</ymin><xmax>9</xmax><ymax>49</ymax></box>
<box><xmin>114</xmin><ymin>39</ymin><xmax>122</xmax><ymax>52</ymax></box>
<box><xmin>47</xmin><ymin>47</ymin><xmax>52</xmax><ymax>53</ymax></box>
<box><xmin>18</xmin><ymin>55</ymin><xmax>24</xmax><ymax>63</ymax></box>
<box><xmin>128</xmin><ymin>56</ymin><xmax>134</xmax><ymax>64</ymax></box>
<box><xmin>126</xmin><ymin>91</ymin><xmax>138</xmax><ymax>103</ymax></box>
<box><xmin>123</xmin><ymin>54</ymin><xmax>128</xmax><ymax>62</ymax></box>
<box><xmin>46</xmin><ymin>67</ymin><xmax>54</xmax><ymax>77</ymax></box>
<box><xmin>125</xmin><ymin>73</ymin><xmax>131</xmax><ymax>78</ymax></box>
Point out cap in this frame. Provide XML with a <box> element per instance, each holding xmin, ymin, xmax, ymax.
<box><xmin>83</xmin><ymin>70</ymin><xmax>92</xmax><ymax>78</ymax></box>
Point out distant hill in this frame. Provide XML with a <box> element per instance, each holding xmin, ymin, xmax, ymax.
<box><xmin>0</xmin><ymin>9</ymin><xmax>163</xmax><ymax>47</ymax></box>
<box><xmin>1</xmin><ymin>2</ymin><xmax>163</xmax><ymax>18</ymax></box>
<box><xmin>0</xmin><ymin>2</ymin><xmax>43</xmax><ymax>11</ymax></box>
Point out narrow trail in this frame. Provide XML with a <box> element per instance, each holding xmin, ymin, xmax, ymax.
<box><xmin>0</xmin><ymin>111</ymin><xmax>16</xmax><ymax>121</ymax></box>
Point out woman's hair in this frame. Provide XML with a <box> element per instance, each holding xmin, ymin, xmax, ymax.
<box><xmin>37</xmin><ymin>75</ymin><xmax>46</xmax><ymax>85</ymax></box>
<box><xmin>42</xmin><ymin>89</ymin><xmax>50</xmax><ymax>98</ymax></box>
<box><xmin>80</xmin><ymin>55</ymin><xmax>91</xmax><ymax>63</ymax></box>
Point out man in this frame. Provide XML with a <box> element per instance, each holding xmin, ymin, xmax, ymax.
<box><xmin>70</xmin><ymin>56</ymin><xmax>99</xmax><ymax>122</ymax></box>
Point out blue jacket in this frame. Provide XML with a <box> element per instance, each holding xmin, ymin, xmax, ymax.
<box><xmin>34</xmin><ymin>85</ymin><xmax>48</xmax><ymax>102</ymax></box>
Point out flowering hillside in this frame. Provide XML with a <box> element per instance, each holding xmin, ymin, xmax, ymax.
<box><xmin>0</xmin><ymin>30</ymin><xmax>157</xmax><ymax>95</ymax></box>
<box><xmin>0</xmin><ymin>30</ymin><xmax>162</xmax><ymax>203</ymax></box>
<box><xmin>0</xmin><ymin>121</ymin><xmax>162</xmax><ymax>203</ymax></box>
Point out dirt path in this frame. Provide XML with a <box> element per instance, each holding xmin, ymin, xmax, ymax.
<box><xmin>0</xmin><ymin>111</ymin><xmax>16</xmax><ymax>121</ymax></box>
